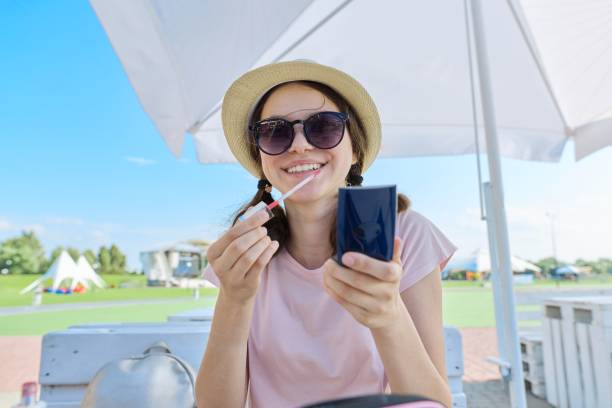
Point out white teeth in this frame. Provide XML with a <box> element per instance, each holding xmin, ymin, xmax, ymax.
<box><xmin>286</xmin><ymin>163</ymin><xmax>321</xmax><ymax>174</ymax></box>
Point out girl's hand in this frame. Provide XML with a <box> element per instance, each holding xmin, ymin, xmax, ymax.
<box><xmin>323</xmin><ymin>237</ymin><xmax>404</xmax><ymax>330</ymax></box>
<box><xmin>206</xmin><ymin>210</ymin><xmax>279</xmax><ymax>304</ymax></box>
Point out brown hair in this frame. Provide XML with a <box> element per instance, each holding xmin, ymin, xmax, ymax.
<box><xmin>232</xmin><ymin>81</ymin><xmax>410</xmax><ymax>256</ymax></box>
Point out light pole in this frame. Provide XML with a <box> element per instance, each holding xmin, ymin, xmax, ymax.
<box><xmin>545</xmin><ymin>211</ymin><xmax>558</xmax><ymax>265</ymax></box>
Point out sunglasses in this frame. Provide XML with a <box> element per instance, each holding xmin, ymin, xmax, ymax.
<box><xmin>249</xmin><ymin>111</ymin><xmax>349</xmax><ymax>155</ymax></box>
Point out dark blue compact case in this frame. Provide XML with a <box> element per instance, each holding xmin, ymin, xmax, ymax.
<box><xmin>336</xmin><ymin>185</ymin><xmax>397</xmax><ymax>265</ymax></box>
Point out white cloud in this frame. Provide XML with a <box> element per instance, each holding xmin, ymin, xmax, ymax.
<box><xmin>21</xmin><ymin>224</ymin><xmax>46</xmax><ymax>235</ymax></box>
<box><xmin>124</xmin><ymin>156</ymin><xmax>156</xmax><ymax>166</ymax></box>
<box><xmin>90</xmin><ymin>229</ymin><xmax>111</xmax><ymax>245</ymax></box>
<box><xmin>447</xmin><ymin>197</ymin><xmax>612</xmax><ymax>263</ymax></box>
<box><xmin>0</xmin><ymin>217</ymin><xmax>12</xmax><ymax>232</ymax></box>
<box><xmin>44</xmin><ymin>216</ymin><xmax>85</xmax><ymax>225</ymax></box>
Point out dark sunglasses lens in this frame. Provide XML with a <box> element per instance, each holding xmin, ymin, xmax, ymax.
<box><xmin>305</xmin><ymin>113</ymin><xmax>345</xmax><ymax>149</ymax></box>
<box><xmin>257</xmin><ymin>121</ymin><xmax>293</xmax><ymax>154</ymax></box>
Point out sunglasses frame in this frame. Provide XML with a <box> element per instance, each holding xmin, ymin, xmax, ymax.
<box><xmin>249</xmin><ymin>111</ymin><xmax>349</xmax><ymax>156</ymax></box>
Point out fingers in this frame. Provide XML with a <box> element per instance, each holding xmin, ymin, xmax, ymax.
<box><xmin>244</xmin><ymin>239</ymin><xmax>279</xmax><ymax>284</ymax></box>
<box><xmin>392</xmin><ymin>237</ymin><xmax>402</xmax><ymax>264</ymax></box>
<box><xmin>341</xmin><ymin>249</ymin><xmax>402</xmax><ymax>283</ymax></box>
<box><xmin>323</xmin><ymin>265</ymin><xmax>372</xmax><ymax>320</ymax></box>
<box><xmin>207</xmin><ymin>210</ymin><xmax>270</xmax><ymax>261</ymax></box>
<box><xmin>327</xmin><ymin>261</ymin><xmax>382</xmax><ymax>295</ymax></box>
<box><xmin>324</xmin><ymin>270</ymin><xmax>380</xmax><ymax>312</ymax></box>
<box><xmin>213</xmin><ymin>225</ymin><xmax>268</xmax><ymax>273</ymax></box>
<box><xmin>230</xmin><ymin>234</ymin><xmax>273</xmax><ymax>279</ymax></box>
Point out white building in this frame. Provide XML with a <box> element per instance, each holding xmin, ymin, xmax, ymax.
<box><xmin>139</xmin><ymin>242</ymin><xmax>211</xmax><ymax>288</ymax></box>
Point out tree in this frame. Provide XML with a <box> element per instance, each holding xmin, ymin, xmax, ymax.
<box><xmin>43</xmin><ymin>246</ymin><xmax>65</xmax><ymax>272</ymax></box>
<box><xmin>43</xmin><ymin>246</ymin><xmax>79</xmax><ymax>271</ymax></box>
<box><xmin>0</xmin><ymin>231</ymin><xmax>47</xmax><ymax>274</ymax></box>
<box><xmin>98</xmin><ymin>246</ymin><xmax>112</xmax><ymax>274</ymax></box>
<box><xmin>83</xmin><ymin>249</ymin><xmax>97</xmax><ymax>270</ymax></box>
<box><xmin>98</xmin><ymin>245</ymin><xmax>127</xmax><ymax>274</ymax></box>
<box><xmin>575</xmin><ymin>257</ymin><xmax>612</xmax><ymax>275</ymax></box>
<box><xmin>66</xmin><ymin>247</ymin><xmax>80</xmax><ymax>262</ymax></box>
<box><xmin>535</xmin><ymin>257</ymin><xmax>561</xmax><ymax>278</ymax></box>
<box><xmin>109</xmin><ymin>244</ymin><xmax>126</xmax><ymax>274</ymax></box>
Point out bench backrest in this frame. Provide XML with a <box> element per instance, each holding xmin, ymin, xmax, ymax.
<box><xmin>39</xmin><ymin>322</ymin><xmax>464</xmax><ymax>407</ymax></box>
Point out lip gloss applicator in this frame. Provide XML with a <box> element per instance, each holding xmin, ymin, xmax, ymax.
<box><xmin>239</xmin><ymin>169</ymin><xmax>321</xmax><ymax>221</ymax></box>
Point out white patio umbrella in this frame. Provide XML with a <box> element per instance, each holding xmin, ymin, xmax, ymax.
<box><xmin>89</xmin><ymin>1</ymin><xmax>612</xmax><ymax>406</ymax></box>
<box><xmin>89</xmin><ymin>0</ymin><xmax>612</xmax><ymax>162</ymax></box>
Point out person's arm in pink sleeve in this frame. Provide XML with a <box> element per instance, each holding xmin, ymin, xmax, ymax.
<box><xmin>398</xmin><ymin>210</ymin><xmax>456</xmax><ymax>292</ymax></box>
<box><xmin>371</xmin><ymin>211</ymin><xmax>455</xmax><ymax>406</ymax></box>
<box><xmin>195</xmin><ymin>211</ymin><xmax>278</xmax><ymax>408</ymax></box>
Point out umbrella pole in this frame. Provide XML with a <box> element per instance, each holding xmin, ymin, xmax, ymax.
<box><xmin>483</xmin><ymin>182</ymin><xmax>510</xmax><ymax>380</ymax></box>
<box><xmin>469</xmin><ymin>0</ymin><xmax>527</xmax><ymax>407</ymax></box>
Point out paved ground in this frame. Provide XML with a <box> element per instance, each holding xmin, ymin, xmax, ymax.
<box><xmin>460</xmin><ymin>328</ymin><xmax>502</xmax><ymax>382</ymax></box>
<box><xmin>0</xmin><ymin>328</ymin><xmax>552</xmax><ymax>407</ymax></box>
<box><xmin>465</xmin><ymin>380</ymin><xmax>551</xmax><ymax>408</ymax></box>
<box><xmin>0</xmin><ymin>336</ymin><xmax>41</xmax><ymax>408</ymax></box>
<box><xmin>0</xmin><ymin>336</ymin><xmax>41</xmax><ymax>394</ymax></box>
<box><xmin>460</xmin><ymin>328</ymin><xmax>552</xmax><ymax>408</ymax></box>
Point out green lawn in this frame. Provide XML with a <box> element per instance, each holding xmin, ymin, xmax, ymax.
<box><xmin>443</xmin><ymin>286</ymin><xmax>496</xmax><ymax>328</ymax></box>
<box><xmin>0</xmin><ymin>274</ymin><xmax>216</xmax><ymax>307</ymax></box>
<box><xmin>0</xmin><ymin>297</ymin><xmax>217</xmax><ymax>335</ymax></box>
<box><xmin>0</xmin><ymin>286</ymin><xmax>496</xmax><ymax>334</ymax></box>
<box><xmin>441</xmin><ymin>276</ymin><xmax>612</xmax><ymax>328</ymax></box>
<box><xmin>1</xmin><ymin>274</ymin><xmax>611</xmax><ymax>335</ymax></box>
<box><xmin>442</xmin><ymin>275</ymin><xmax>612</xmax><ymax>289</ymax></box>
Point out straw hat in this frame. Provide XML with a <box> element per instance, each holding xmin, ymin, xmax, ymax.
<box><xmin>221</xmin><ymin>60</ymin><xmax>381</xmax><ymax>177</ymax></box>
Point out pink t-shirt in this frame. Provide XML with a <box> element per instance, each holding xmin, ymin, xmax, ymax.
<box><xmin>203</xmin><ymin>209</ymin><xmax>456</xmax><ymax>408</ymax></box>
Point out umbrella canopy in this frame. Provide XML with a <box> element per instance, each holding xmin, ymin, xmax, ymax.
<box><xmin>446</xmin><ymin>248</ymin><xmax>541</xmax><ymax>273</ymax></box>
<box><xmin>90</xmin><ymin>0</ymin><xmax>612</xmax><ymax>163</ymax></box>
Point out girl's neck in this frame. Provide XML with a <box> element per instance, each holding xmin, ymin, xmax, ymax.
<box><xmin>285</xmin><ymin>197</ymin><xmax>336</xmax><ymax>269</ymax></box>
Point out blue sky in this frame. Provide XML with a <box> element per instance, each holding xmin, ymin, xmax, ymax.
<box><xmin>2</xmin><ymin>2</ymin><xmax>611</xmax><ymax>269</ymax></box>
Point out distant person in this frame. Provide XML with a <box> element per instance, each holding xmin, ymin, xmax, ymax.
<box><xmin>196</xmin><ymin>61</ymin><xmax>456</xmax><ymax>407</ymax></box>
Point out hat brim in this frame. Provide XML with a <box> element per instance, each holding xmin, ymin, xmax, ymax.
<box><xmin>221</xmin><ymin>61</ymin><xmax>381</xmax><ymax>177</ymax></box>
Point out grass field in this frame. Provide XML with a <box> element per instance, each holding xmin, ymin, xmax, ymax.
<box><xmin>1</xmin><ymin>274</ymin><xmax>610</xmax><ymax>335</ymax></box>
<box><xmin>0</xmin><ymin>298</ymin><xmax>216</xmax><ymax>335</ymax></box>
<box><xmin>441</xmin><ymin>275</ymin><xmax>612</xmax><ymax>289</ymax></box>
<box><xmin>0</xmin><ymin>274</ymin><xmax>212</xmax><ymax>307</ymax></box>
<box><xmin>0</xmin><ymin>285</ymin><xmax>498</xmax><ymax>334</ymax></box>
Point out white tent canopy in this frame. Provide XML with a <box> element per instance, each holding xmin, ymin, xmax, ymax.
<box><xmin>446</xmin><ymin>248</ymin><xmax>541</xmax><ymax>273</ymax></box>
<box><xmin>90</xmin><ymin>0</ymin><xmax>612</xmax><ymax>163</ymax></box>
<box><xmin>20</xmin><ymin>251</ymin><xmax>105</xmax><ymax>294</ymax></box>
<box><xmin>73</xmin><ymin>255</ymin><xmax>106</xmax><ymax>290</ymax></box>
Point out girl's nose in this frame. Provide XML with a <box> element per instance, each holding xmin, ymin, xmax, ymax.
<box><xmin>287</xmin><ymin>123</ymin><xmax>313</xmax><ymax>154</ymax></box>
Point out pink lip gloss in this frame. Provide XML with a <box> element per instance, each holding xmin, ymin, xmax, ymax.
<box><xmin>239</xmin><ymin>169</ymin><xmax>321</xmax><ymax>221</ymax></box>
